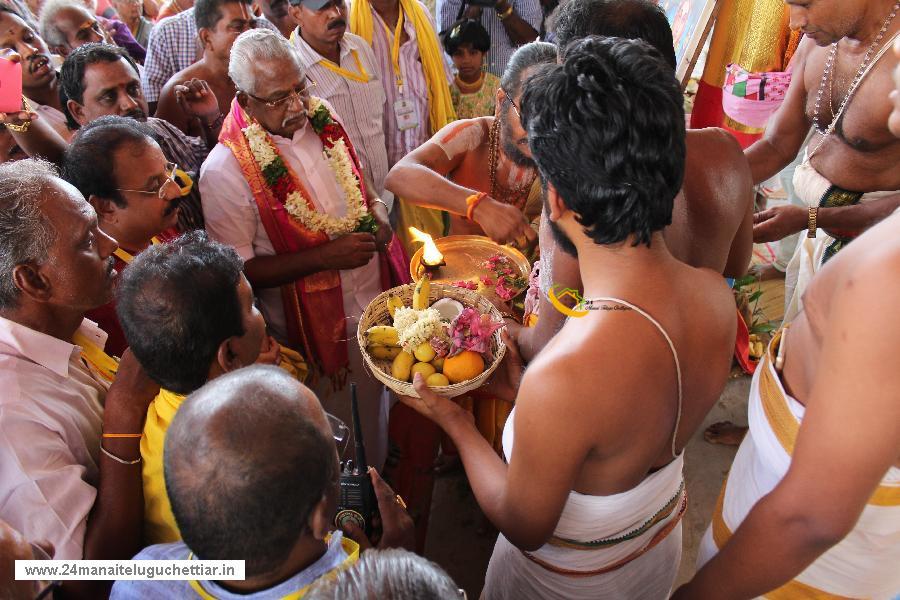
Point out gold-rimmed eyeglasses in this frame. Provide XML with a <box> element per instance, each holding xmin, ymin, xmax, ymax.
<box><xmin>243</xmin><ymin>81</ymin><xmax>317</xmax><ymax>110</ymax></box>
<box><xmin>116</xmin><ymin>162</ymin><xmax>179</xmax><ymax>199</ymax></box>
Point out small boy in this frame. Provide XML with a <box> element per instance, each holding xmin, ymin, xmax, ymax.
<box><xmin>441</xmin><ymin>19</ymin><xmax>500</xmax><ymax>120</ymax></box>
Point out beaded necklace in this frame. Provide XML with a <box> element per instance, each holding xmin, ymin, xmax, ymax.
<box><xmin>487</xmin><ymin>116</ymin><xmax>536</xmax><ymax>211</ymax></box>
<box><xmin>813</xmin><ymin>1</ymin><xmax>900</xmax><ymax>134</ymax></box>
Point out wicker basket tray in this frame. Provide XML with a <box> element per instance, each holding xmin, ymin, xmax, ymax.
<box><xmin>358</xmin><ymin>282</ymin><xmax>506</xmax><ymax>398</ymax></box>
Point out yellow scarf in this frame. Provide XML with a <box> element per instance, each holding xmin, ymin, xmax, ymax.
<box><xmin>73</xmin><ymin>330</ymin><xmax>118</xmax><ymax>384</ymax></box>
<box><xmin>141</xmin><ymin>388</ymin><xmax>187</xmax><ymax>544</ymax></box>
<box><xmin>350</xmin><ymin>0</ymin><xmax>456</xmax><ymax>135</ymax></box>
<box><xmin>187</xmin><ymin>535</ymin><xmax>360</xmax><ymax>599</ymax></box>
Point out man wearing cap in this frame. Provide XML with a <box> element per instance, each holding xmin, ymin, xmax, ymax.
<box><xmin>288</xmin><ymin>0</ymin><xmax>391</xmax><ymax>208</ymax></box>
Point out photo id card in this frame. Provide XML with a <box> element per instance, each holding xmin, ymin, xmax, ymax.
<box><xmin>393</xmin><ymin>97</ymin><xmax>419</xmax><ymax>131</ymax></box>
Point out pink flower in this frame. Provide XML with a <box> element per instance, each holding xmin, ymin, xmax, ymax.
<box><xmin>448</xmin><ymin>308</ymin><xmax>503</xmax><ymax>357</ymax></box>
<box><xmin>480</xmin><ymin>276</ymin><xmax>495</xmax><ymax>286</ymax></box>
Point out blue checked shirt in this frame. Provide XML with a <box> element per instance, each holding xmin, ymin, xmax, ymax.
<box><xmin>436</xmin><ymin>0</ymin><xmax>541</xmax><ymax>77</ymax></box>
<box><xmin>141</xmin><ymin>8</ymin><xmax>279</xmax><ymax>103</ymax></box>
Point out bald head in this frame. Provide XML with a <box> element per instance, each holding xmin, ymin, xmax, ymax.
<box><xmin>164</xmin><ymin>366</ymin><xmax>338</xmax><ymax>577</ymax></box>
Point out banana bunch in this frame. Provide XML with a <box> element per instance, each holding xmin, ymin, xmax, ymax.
<box><xmin>748</xmin><ymin>334</ymin><xmax>766</xmax><ymax>360</ymax></box>
<box><xmin>366</xmin><ymin>325</ymin><xmax>402</xmax><ymax>360</ymax></box>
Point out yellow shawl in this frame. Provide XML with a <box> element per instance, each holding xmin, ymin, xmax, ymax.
<box><xmin>141</xmin><ymin>388</ymin><xmax>186</xmax><ymax>545</ymax></box>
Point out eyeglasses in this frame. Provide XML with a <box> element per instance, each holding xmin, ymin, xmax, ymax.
<box><xmin>243</xmin><ymin>81</ymin><xmax>317</xmax><ymax>110</ymax></box>
<box><xmin>502</xmin><ymin>88</ymin><xmax>520</xmax><ymax>120</ymax></box>
<box><xmin>116</xmin><ymin>162</ymin><xmax>180</xmax><ymax>199</ymax></box>
<box><xmin>326</xmin><ymin>412</ymin><xmax>350</xmax><ymax>456</ymax></box>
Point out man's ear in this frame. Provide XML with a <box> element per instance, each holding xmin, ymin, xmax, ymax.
<box><xmin>307</xmin><ymin>494</ymin><xmax>332</xmax><ymax>541</ymax></box>
<box><xmin>287</xmin><ymin>4</ymin><xmax>303</xmax><ymax>26</ymax></box>
<box><xmin>89</xmin><ymin>194</ymin><xmax>118</xmax><ymax>226</ymax></box>
<box><xmin>216</xmin><ymin>336</ymin><xmax>247</xmax><ymax>373</ymax></box>
<box><xmin>66</xmin><ymin>99</ymin><xmax>89</xmax><ymax>127</ymax></box>
<box><xmin>545</xmin><ymin>182</ymin><xmax>566</xmax><ymax>222</ymax></box>
<box><xmin>11</xmin><ymin>263</ymin><xmax>52</xmax><ymax>303</ymax></box>
<box><xmin>236</xmin><ymin>90</ymin><xmax>250</xmax><ymax>112</ymax></box>
<box><xmin>198</xmin><ymin>27</ymin><xmax>213</xmax><ymax>50</ymax></box>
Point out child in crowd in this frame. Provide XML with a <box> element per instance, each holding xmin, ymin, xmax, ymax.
<box><xmin>442</xmin><ymin>19</ymin><xmax>499</xmax><ymax>120</ymax></box>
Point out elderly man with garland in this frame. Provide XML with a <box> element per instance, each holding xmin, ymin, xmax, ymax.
<box><xmin>200</xmin><ymin>29</ymin><xmax>409</xmax><ymax>474</ymax></box>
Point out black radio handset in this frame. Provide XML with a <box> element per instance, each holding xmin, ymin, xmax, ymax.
<box><xmin>334</xmin><ymin>383</ymin><xmax>377</xmax><ymax>537</ymax></box>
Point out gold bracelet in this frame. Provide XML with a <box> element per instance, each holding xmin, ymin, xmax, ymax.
<box><xmin>3</xmin><ymin>96</ymin><xmax>31</xmax><ymax>133</ymax></box>
<box><xmin>807</xmin><ymin>206</ymin><xmax>818</xmax><ymax>238</ymax></box>
<box><xmin>100</xmin><ymin>445</ymin><xmax>142</xmax><ymax>465</ymax></box>
<box><xmin>371</xmin><ymin>198</ymin><xmax>389</xmax><ymax>212</ymax></box>
<box><xmin>497</xmin><ymin>3</ymin><xmax>514</xmax><ymax>19</ymax></box>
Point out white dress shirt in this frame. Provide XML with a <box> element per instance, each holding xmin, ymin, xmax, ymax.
<box><xmin>0</xmin><ymin>316</ymin><xmax>109</xmax><ymax>560</ymax></box>
<box><xmin>199</xmin><ymin>103</ymin><xmax>382</xmax><ymax>344</ymax></box>
<box><xmin>368</xmin><ymin>2</ymin><xmax>451</xmax><ymax>166</ymax></box>
<box><xmin>292</xmin><ymin>30</ymin><xmax>392</xmax><ymax>207</ymax></box>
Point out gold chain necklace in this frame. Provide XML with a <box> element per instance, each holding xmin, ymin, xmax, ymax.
<box><xmin>488</xmin><ymin>116</ymin><xmax>536</xmax><ymax>210</ymax></box>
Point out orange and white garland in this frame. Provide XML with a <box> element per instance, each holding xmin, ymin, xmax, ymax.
<box><xmin>242</xmin><ymin>97</ymin><xmax>372</xmax><ymax>236</ymax></box>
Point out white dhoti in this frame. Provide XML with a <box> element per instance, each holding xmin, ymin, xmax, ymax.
<box><xmin>783</xmin><ymin>163</ymin><xmax>897</xmax><ymax>323</ymax></box>
<box><xmin>483</xmin><ymin>407</ymin><xmax>687</xmax><ymax>600</ymax></box>
<box><xmin>697</xmin><ymin>332</ymin><xmax>900</xmax><ymax>598</ymax></box>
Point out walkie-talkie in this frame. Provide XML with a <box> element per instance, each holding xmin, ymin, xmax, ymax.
<box><xmin>334</xmin><ymin>383</ymin><xmax>377</xmax><ymax>537</ymax></box>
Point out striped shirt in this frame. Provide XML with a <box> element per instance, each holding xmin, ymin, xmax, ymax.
<box><xmin>292</xmin><ymin>30</ymin><xmax>391</xmax><ymax>202</ymax></box>
<box><xmin>436</xmin><ymin>0</ymin><xmax>542</xmax><ymax>76</ymax></box>
<box><xmin>367</xmin><ymin>3</ymin><xmax>450</xmax><ymax>166</ymax></box>
<box><xmin>141</xmin><ymin>8</ymin><xmax>278</xmax><ymax>103</ymax></box>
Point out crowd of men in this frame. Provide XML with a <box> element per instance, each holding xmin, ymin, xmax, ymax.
<box><xmin>0</xmin><ymin>0</ymin><xmax>898</xmax><ymax>597</ymax></box>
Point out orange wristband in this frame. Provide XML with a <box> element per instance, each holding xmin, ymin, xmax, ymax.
<box><xmin>102</xmin><ymin>433</ymin><xmax>143</xmax><ymax>439</ymax></box>
<box><xmin>465</xmin><ymin>192</ymin><xmax>487</xmax><ymax>221</ymax></box>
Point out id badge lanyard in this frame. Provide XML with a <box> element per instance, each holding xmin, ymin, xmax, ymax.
<box><xmin>382</xmin><ymin>10</ymin><xmax>419</xmax><ymax>131</ymax></box>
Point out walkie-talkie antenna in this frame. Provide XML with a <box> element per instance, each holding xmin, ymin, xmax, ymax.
<box><xmin>350</xmin><ymin>383</ymin><xmax>367</xmax><ymax>475</ymax></box>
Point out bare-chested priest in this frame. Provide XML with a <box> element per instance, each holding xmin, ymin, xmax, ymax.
<box><xmin>514</xmin><ymin>0</ymin><xmax>754</xmax><ymax>362</ymax></box>
<box><xmin>383</xmin><ymin>41</ymin><xmax>553</xmax><ymax>246</ymax></box>
<box><xmin>749</xmin><ymin>0</ymin><xmax>900</xmax><ymax>322</ymax></box>
<box><xmin>399</xmin><ymin>37</ymin><xmax>737</xmax><ymax>599</ymax></box>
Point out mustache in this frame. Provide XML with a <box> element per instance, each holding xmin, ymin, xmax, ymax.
<box><xmin>124</xmin><ymin>108</ymin><xmax>147</xmax><ymax>121</ymax></box>
<box><xmin>105</xmin><ymin>256</ymin><xmax>116</xmax><ymax>276</ymax></box>
<box><xmin>327</xmin><ymin>18</ymin><xmax>346</xmax><ymax>29</ymax></box>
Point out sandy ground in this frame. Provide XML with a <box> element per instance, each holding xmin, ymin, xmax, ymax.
<box><xmin>424</xmin><ymin>278</ymin><xmax>785</xmax><ymax>596</ymax></box>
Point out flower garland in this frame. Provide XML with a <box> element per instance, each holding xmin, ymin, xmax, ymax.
<box><xmin>242</xmin><ymin>97</ymin><xmax>377</xmax><ymax>236</ymax></box>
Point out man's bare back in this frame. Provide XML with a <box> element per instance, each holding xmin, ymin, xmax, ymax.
<box><xmin>519</xmin><ymin>250</ymin><xmax>736</xmax><ymax>496</ymax></box>
<box><xmin>518</xmin><ymin>128</ymin><xmax>752</xmax><ymax>362</ymax></box>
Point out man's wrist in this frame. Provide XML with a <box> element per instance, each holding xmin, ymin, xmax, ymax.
<box><xmin>201</xmin><ymin>112</ymin><xmax>224</xmax><ymax>129</ymax></box>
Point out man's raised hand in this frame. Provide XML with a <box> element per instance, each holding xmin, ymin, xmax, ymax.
<box><xmin>340</xmin><ymin>467</ymin><xmax>415</xmax><ymax>551</ymax></box>
<box><xmin>174</xmin><ymin>79</ymin><xmax>221</xmax><ymax>124</ymax></box>
<box><xmin>473</xmin><ymin>197</ymin><xmax>537</xmax><ymax>246</ymax></box>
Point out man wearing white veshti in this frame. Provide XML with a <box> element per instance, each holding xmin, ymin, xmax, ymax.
<box><xmin>199</xmin><ymin>29</ymin><xmax>409</xmax><ymax>471</ymax></box>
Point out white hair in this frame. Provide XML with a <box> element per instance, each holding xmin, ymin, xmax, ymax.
<box><xmin>228</xmin><ymin>28</ymin><xmax>304</xmax><ymax>93</ymax></box>
<box><xmin>305</xmin><ymin>549</ymin><xmax>462</xmax><ymax>600</ymax></box>
<box><xmin>0</xmin><ymin>159</ymin><xmax>60</xmax><ymax>309</ymax></box>
<box><xmin>38</xmin><ymin>0</ymin><xmax>88</xmax><ymax>47</ymax></box>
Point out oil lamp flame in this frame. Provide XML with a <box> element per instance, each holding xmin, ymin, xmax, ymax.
<box><xmin>409</xmin><ymin>227</ymin><xmax>444</xmax><ymax>266</ymax></box>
